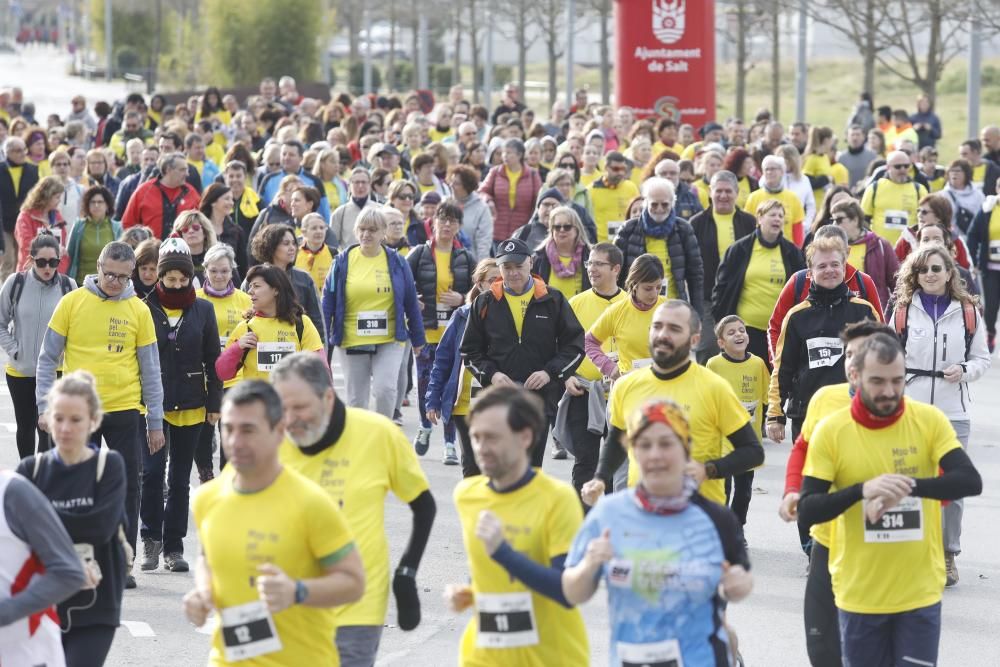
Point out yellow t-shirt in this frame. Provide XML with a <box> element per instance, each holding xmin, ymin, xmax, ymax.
<box><xmin>972</xmin><ymin>163</ymin><xmax>986</xmax><ymax>192</ymax></box>
<box><xmin>643</xmin><ymin>237</ymin><xmax>679</xmax><ymax>299</ymax></box>
<box><xmin>429</xmin><ymin>127</ymin><xmax>454</xmax><ymax>143</ymax></box>
<box><xmin>847</xmin><ymin>239</ymin><xmax>867</xmax><ymax>273</ymax></box>
<box><xmin>505</xmin><ymin>167</ymin><xmax>522</xmax><ymax>210</ymax></box>
<box><xmin>803</xmin><ymin>400</ymin><xmax>960</xmax><ymax>614</ymax></box>
<box><xmin>505</xmin><ymin>288</ymin><xmax>534</xmax><ymax>339</ymax></box>
<box><xmin>715</xmin><ymin>211</ymin><xmax>736</xmax><ymax>260</ymax></box>
<box><xmin>546</xmin><ymin>256</ymin><xmax>583</xmax><ymax>297</ymax></box>
<box><xmin>294</xmin><ymin>244</ymin><xmax>335</xmax><ymax>298</ymax></box>
<box><xmin>831</xmin><ymin>162</ymin><xmax>850</xmax><ymax>187</ymax></box>
<box><xmin>798</xmin><ymin>382</ymin><xmax>852</xmax><ymax>548</ymax></box>
<box><xmin>988</xmin><ymin>207</ymin><xmax>1000</xmax><ymax>267</ymax></box>
<box><xmin>579</xmin><ymin>170</ymin><xmax>602</xmax><ymax>188</ymax></box>
<box><xmin>278</xmin><ymin>406</ymin><xmax>429</xmax><ymax>626</ymax></box>
<box><xmin>8</xmin><ymin>165</ymin><xmax>22</xmax><ymax>197</ymax></box>
<box><xmin>569</xmin><ymin>288</ymin><xmax>626</xmax><ymax>381</ymax></box>
<box><xmin>802</xmin><ymin>153</ymin><xmax>833</xmax><ymax>212</ymax></box>
<box><xmin>47</xmin><ymin>289</ymin><xmax>157</xmax><ymax>413</ymax></box>
<box><xmin>652</xmin><ymin>141</ymin><xmax>684</xmax><ymax>156</ymax></box>
<box><xmin>706</xmin><ymin>352</ymin><xmax>769</xmax><ymax>443</ymax></box>
<box><xmin>197</xmin><ymin>288</ymin><xmax>253</xmax><ymax>389</ymax></box>
<box><xmin>743</xmin><ymin>188</ymin><xmax>806</xmax><ymax>243</ymax></box>
<box><xmin>608</xmin><ymin>364</ymin><xmax>751</xmax><ymax>502</ymax></box>
<box><xmin>192</xmin><ymin>468</ymin><xmax>356</xmax><ymax>667</ymax></box>
<box><xmin>588</xmin><ymin>295</ymin><xmax>665</xmax><ymax>374</ymax></box>
<box><xmin>425</xmin><ymin>248</ymin><xmax>454</xmax><ymax>345</ymax></box>
<box><xmin>736</xmin><ymin>178</ymin><xmax>752</xmax><ymax>210</ymax></box>
<box><xmin>452</xmin><ymin>369</ymin><xmax>475</xmax><ymax>416</ymax></box>
<box><xmin>323</xmin><ymin>182</ymin><xmax>342</xmax><ymax>211</ymax></box>
<box><xmin>453</xmin><ymin>471</ymin><xmax>589</xmax><ymax>667</ymax></box>
<box><xmin>860</xmin><ymin>179</ymin><xmax>927</xmax><ymax>246</ymax></box>
<box><xmin>588</xmin><ymin>178</ymin><xmax>640</xmax><ymax>241</ymax></box>
<box><xmin>342</xmin><ymin>247</ymin><xmax>396</xmax><ymax>348</ymax></box>
<box><xmin>224</xmin><ymin>315</ymin><xmax>323</xmax><ymax>381</ymax></box>
<box><xmin>693</xmin><ymin>178</ymin><xmax>711</xmax><ymax>210</ymax></box>
<box><xmin>736</xmin><ymin>239</ymin><xmax>786</xmax><ymax>330</ymax></box>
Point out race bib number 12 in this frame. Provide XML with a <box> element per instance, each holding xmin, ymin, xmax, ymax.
<box><xmin>220</xmin><ymin>601</ymin><xmax>282</xmax><ymax>662</ymax></box>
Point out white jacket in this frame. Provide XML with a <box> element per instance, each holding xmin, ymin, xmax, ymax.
<box><xmin>899</xmin><ymin>294</ymin><xmax>991</xmax><ymax>420</ymax></box>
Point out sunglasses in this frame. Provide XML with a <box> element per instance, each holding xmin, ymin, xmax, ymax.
<box><xmin>551</xmin><ymin>224</ymin><xmax>575</xmax><ymax>232</ymax></box>
<box><xmin>182</xmin><ymin>223</ymin><xmax>202</xmax><ymax>233</ymax></box>
<box><xmin>891</xmin><ymin>164</ymin><xmax>910</xmax><ymax>170</ymax></box>
<box><xmin>394</xmin><ymin>193</ymin><xmax>415</xmax><ymax>200</ymax></box>
<box><xmin>917</xmin><ymin>265</ymin><xmax>945</xmax><ymax>274</ymax></box>
<box><xmin>648</xmin><ymin>201</ymin><xmax>672</xmax><ymax>209</ymax></box>
<box><xmin>33</xmin><ymin>257</ymin><xmax>60</xmax><ymax>268</ymax></box>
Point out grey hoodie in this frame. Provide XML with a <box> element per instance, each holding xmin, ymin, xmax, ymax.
<box><xmin>35</xmin><ymin>275</ymin><xmax>164</xmax><ymax>430</ymax></box>
<box><xmin>0</xmin><ymin>270</ymin><xmax>77</xmax><ymax>377</ymax></box>
<box><xmin>458</xmin><ymin>191</ymin><xmax>494</xmax><ymax>263</ymax></box>
<box><xmin>942</xmin><ymin>184</ymin><xmax>985</xmax><ymax>235</ymax></box>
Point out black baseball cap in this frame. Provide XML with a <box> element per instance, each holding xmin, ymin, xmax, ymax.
<box><xmin>495</xmin><ymin>238</ymin><xmax>531</xmax><ymax>264</ymax></box>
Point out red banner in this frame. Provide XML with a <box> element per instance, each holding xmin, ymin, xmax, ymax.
<box><xmin>615</xmin><ymin>0</ymin><xmax>716</xmax><ymax>128</ymax></box>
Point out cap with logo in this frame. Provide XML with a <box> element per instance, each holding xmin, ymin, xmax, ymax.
<box><xmin>494</xmin><ymin>238</ymin><xmax>531</xmax><ymax>264</ymax></box>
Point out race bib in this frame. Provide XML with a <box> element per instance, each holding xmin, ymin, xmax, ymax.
<box><xmin>607</xmin><ymin>220</ymin><xmax>624</xmax><ymax>240</ymax></box>
<box><xmin>806</xmin><ymin>337</ymin><xmax>844</xmax><ymax>369</ymax></box>
<box><xmin>740</xmin><ymin>400</ymin><xmax>759</xmax><ymax>418</ymax></box>
<box><xmin>220</xmin><ymin>600</ymin><xmax>282</xmax><ymax>662</ymax></box>
<box><xmin>219</xmin><ymin>336</ymin><xmax>229</xmax><ymax>348</ymax></box>
<box><xmin>883</xmin><ymin>209</ymin><xmax>909</xmax><ymax>230</ymax></box>
<box><xmin>618</xmin><ymin>638</ymin><xmax>683</xmax><ymax>667</ymax></box>
<box><xmin>632</xmin><ymin>358</ymin><xmax>653</xmax><ymax>370</ymax></box>
<box><xmin>436</xmin><ymin>302</ymin><xmax>452</xmax><ymax>325</ymax></box>
<box><xmin>475</xmin><ymin>592</ymin><xmax>538</xmax><ymax>649</ymax></box>
<box><xmin>863</xmin><ymin>496</ymin><xmax>923</xmax><ymax>543</ymax></box>
<box><xmin>608</xmin><ymin>558</ymin><xmax>634</xmax><ymax>588</ymax></box>
<box><xmin>660</xmin><ymin>277</ymin><xmax>670</xmax><ymax>297</ymax></box>
<box><xmin>256</xmin><ymin>342</ymin><xmax>295</xmax><ymax>372</ymax></box>
<box><xmin>356</xmin><ymin>310</ymin><xmax>389</xmax><ymax>337</ymax></box>
<box><xmin>989</xmin><ymin>240</ymin><xmax>1000</xmax><ymax>262</ymax></box>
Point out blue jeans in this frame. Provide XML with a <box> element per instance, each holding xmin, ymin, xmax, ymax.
<box><xmin>140</xmin><ymin>422</ymin><xmax>202</xmax><ymax>554</ymax></box>
<box><xmin>839</xmin><ymin>602</ymin><xmax>941</xmax><ymax>667</ymax></box>
<box><xmin>415</xmin><ymin>344</ymin><xmax>456</xmax><ymax>441</ymax></box>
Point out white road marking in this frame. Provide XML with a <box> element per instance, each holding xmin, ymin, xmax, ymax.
<box><xmin>120</xmin><ymin>620</ymin><xmax>156</xmax><ymax>637</ymax></box>
<box><xmin>0</xmin><ymin>423</ymin><xmax>16</xmax><ymax>434</ymax></box>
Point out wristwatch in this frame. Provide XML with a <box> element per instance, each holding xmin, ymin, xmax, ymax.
<box><xmin>294</xmin><ymin>579</ymin><xmax>309</xmax><ymax>605</ymax></box>
<box><xmin>704</xmin><ymin>462</ymin><xmax>719</xmax><ymax>480</ymax></box>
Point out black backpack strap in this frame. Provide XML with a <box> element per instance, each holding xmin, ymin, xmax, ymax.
<box><xmin>8</xmin><ymin>272</ymin><xmax>26</xmax><ymax>309</ymax></box>
<box><xmin>58</xmin><ymin>274</ymin><xmax>73</xmax><ymax>296</ymax></box>
<box><xmin>237</xmin><ymin>322</ymin><xmax>255</xmax><ymax>370</ymax></box>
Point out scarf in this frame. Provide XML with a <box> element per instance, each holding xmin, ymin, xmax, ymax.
<box><xmin>545</xmin><ymin>240</ymin><xmax>583</xmax><ymax>278</ymax></box>
<box><xmin>640</xmin><ymin>206</ymin><xmax>677</xmax><ymax>239</ymax></box>
<box><xmin>299</xmin><ymin>244</ymin><xmax>329</xmax><ymax>272</ymax></box>
<box><xmin>203</xmin><ymin>280</ymin><xmax>235</xmax><ymax>298</ymax></box>
<box><xmin>155</xmin><ymin>282</ymin><xmax>196</xmax><ymax>309</ymax></box>
<box><xmin>632</xmin><ymin>476</ymin><xmax>698</xmax><ymax>515</ymax></box>
<box><xmin>850</xmin><ymin>391</ymin><xmax>905</xmax><ymax>429</ymax></box>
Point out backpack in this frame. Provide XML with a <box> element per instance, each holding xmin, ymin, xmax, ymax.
<box><xmin>893</xmin><ymin>300</ymin><xmax>978</xmax><ymax>358</ymax></box>
<box><xmin>793</xmin><ymin>269</ymin><xmax>869</xmax><ymax>305</ymax></box>
<box><xmin>946</xmin><ymin>190</ymin><xmax>975</xmax><ymax>235</ymax></box>
<box><xmin>869</xmin><ymin>178</ymin><xmax>922</xmax><ymax>212</ymax></box>
<box><xmin>9</xmin><ymin>271</ymin><xmax>73</xmax><ymax>309</ymax></box>
<box><xmin>236</xmin><ymin>318</ymin><xmax>305</xmax><ymax>370</ymax></box>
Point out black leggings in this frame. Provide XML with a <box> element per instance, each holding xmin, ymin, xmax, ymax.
<box><xmin>452</xmin><ymin>415</ymin><xmax>480</xmax><ymax>478</ymax></box>
<box><xmin>746</xmin><ymin>326</ymin><xmax>772</xmax><ymax>370</ymax></box>
<box><xmin>63</xmin><ymin>623</ymin><xmax>117</xmax><ymax>667</ymax></box>
<box><xmin>983</xmin><ymin>269</ymin><xmax>1000</xmax><ymax>336</ymax></box>
<box><xmin>6</xmin><ymin>373</ymin><xmax>50</xmax><ymax>459</ymax></box>
<box><xmin>726</xmin><ymin>470</ymin><xmax>755</xmax><ymax>526</ymax></box>
<box><xmin>804</xmin><ymin>542</ymin><xmax>842</xmax><ymax>667</ymax></box>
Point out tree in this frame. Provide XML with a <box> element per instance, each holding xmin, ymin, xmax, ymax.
<box><xmin>467</xmin><ymin>0</ymin><xmax>483</xmax><ymax>102</ymax></box>
<box><xmin>719</xmin><ymin>0</ymin><xmax>768</xmax><ymax>121</ymax></box>
<box><xmin>533</xmin><ymin>0</ymin><xmax>568</xmax><ymax>110</ymax></box>
<box><xmin>585</xmin><ymin>0</ymin><xmax>613</xmax><ymax>104</ymax></box>
<box><xmin>497</xmin><ymin>0</ymin><xmax>536</xmax><ymax>94</ymax></box>
<box><xmin>88</xmin><ymin>0</ymin><xmax>173</xmax><ymax>79</ymax></box>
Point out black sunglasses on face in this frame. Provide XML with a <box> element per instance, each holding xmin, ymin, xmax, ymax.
<box><xmin>917</xmin><ymin>265</ymin><xmax>945</xmax><ymax>274</ymax></box>
<box><xmin>33</xmin><ymin>257</ymin><xmax>59</xmax><ymax>268</ymax></box>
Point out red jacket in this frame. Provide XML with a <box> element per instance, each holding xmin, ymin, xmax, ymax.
<box><xmin>15</xmin><ymin>209</ymin><xmax>69</xmax><ymax>274</ymax></box>
<box><xmin>894</xmin><ymin>225</ymin><xmax>970</xmax><ymax>269</ymax></box>
<box><xmin>121</xmin><ymin>178</ymin><xmax>200</xmax><ymax>239</ymax></box>
<box><xmin>478</xmin><ymin>164</ymin><xmax>542</xmax><ymax>241</ymax></box>
<box><xmin>767</xmin><ymin>265</ymin><xmax>883</xmax><ymax>362</ymax></box>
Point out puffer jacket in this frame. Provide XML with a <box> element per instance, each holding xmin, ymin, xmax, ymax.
<box><xmin>405</xmin><ymin>241</ymin><xmax>474</xmax><ymax>335</ymax></box>
<box><xmin>478</xmin><ymin>164</ymin><xmax>543</xmax><ymax>241</ymax></box>
<box><xmin>889</xmin><ymin>294</ymin><xmax>991</xmax><ymax>420</ymax></box>
<box><xmin>613</xmin><ymin>216</ymin><xmax>705</xmax><ymax>315</ymax></box>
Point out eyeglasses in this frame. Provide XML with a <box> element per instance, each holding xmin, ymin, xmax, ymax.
<box><xmin>917</xmin><ymin>208</ymin><xmax>932</xmax><ymax>215</ymax></box>
<box><xmin>32</xmin><ymin>257</ymin><xmax>59</xmax><ymax>268</ymax></box>
<box><xmin>551</xmin><ymin>224</ymin><xmax>575</xmax><ymax>232</ymax></box>
<box><xmin>917</xmin><ymin>265</ymin><xmax>945</xmax><ymax>274</ymax></box>
<box><xmin>648</xmin><ymin>201</ymin><xmax>672</xmax><ymax>209</ymax></box>
<box><xmin>831</xmin><ymin>215</ymin><xmax>850</xmax><ymax>224</ymax></box>
<box><xmin>435</xmin><ymin>217</ymin><xmax>459</xmax><ymax>225</ymax></box>
<box><xmin>101</xmin><ymin>270</ymin><xmax>131</xmax><ymax>283</ymax></box>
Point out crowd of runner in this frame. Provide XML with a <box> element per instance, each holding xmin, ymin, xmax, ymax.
<box><xmin>0</xmin><ymin>76</ymin><xmax>993</xmax><ymax>666</ymax></box>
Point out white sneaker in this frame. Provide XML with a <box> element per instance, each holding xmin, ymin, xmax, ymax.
<box><xmin>442</xmin><ymin>442</ymin><xmax>459</xmax><ymax>466</ymax></box>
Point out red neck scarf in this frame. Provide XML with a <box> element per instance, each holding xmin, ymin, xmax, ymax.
<box><xmin>850</xmin><ymin>392</ymin><xmax>905</xmax><ymax>430</ymax></box>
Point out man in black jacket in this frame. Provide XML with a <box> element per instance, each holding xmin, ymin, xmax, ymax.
<box><xmin>0</xmin><ymin>138</ymin><xmax>39</xmax><ymax>281</ymax></box>
<box><xmin>461</xmin><ymin>238</ymin><xmax>585</xmax><ymax>466</ymax></box>
<box><xmin>690</xmin><ymin>170</ymin><xmax>757</xmax><ymax>362</ymax></box>
<box><xmin>613</xmin><ymin>177</ymin><xmax>704</xmax><ymax>315</ymax></box>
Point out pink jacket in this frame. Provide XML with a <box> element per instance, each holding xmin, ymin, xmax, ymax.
<box><xmin>478</xmin><ymin>164</ymin><xmax>542</xmax><ymax>241</ymax></box>
<box><xmin>15</xmin><ymin>209</ymin><xmax>69</xmax><ymax>274</ymax></box>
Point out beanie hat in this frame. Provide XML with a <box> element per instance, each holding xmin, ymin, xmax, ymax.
<box><xmin>536</xmin><ymin>187</ymin><xmax>565</xmax><ymax>206</ymax></box>
<box><xmin>158</xmin><ymin>237</ymin><xmax>195</xmax><ymax>278</ymax></box>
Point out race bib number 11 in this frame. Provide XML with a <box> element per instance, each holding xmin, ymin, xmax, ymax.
<box><xmin>476</xmin><ymin>592</ymin><xmax>538</xmax><ymax>649</ymax></box>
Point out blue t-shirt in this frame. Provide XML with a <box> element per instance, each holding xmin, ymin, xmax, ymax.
<box><xmin>566</xmin><ymin>488</ymin><xmax>749</xmax><ymax>667</ymax></box>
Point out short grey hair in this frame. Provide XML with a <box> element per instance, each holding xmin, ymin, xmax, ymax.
<box><xmin>98</xmin><ymin>241</ymin><xmax>136</xmax><ymax>266</ymax></box>
<box><xmin>710</xmin><ymin>170</ymin><xmax>738</xmax><ymax>188</ymax></box>
<box><xmin>203</xmin><ymin>243</ymin><xmax>237</xmax><ymax>269</ymax></box>
<box><xmin>641</xmin><ymin>176</ymin><xmax>676</xmax><ymax>203</ymax></box>
<box><xmin>271</xmin><ymin>352</ymin><xmax>333</xmax><ymax>398</ymax></box>
<box><xmin>157</xmin><ymin>152</ymin><xmax>185</xmax><ymax>176</ymax></box>
<box><xmin>761</xmin><ymin>155</ymin><xmax>785</xmax><ymax>171</ymax></box>
<box><xmin>355</xmin><ymin>207</ymin><xmax>387</xmax><ymax>233</ymax></box>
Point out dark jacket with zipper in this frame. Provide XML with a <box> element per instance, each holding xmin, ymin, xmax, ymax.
<box><xmin>144</xmin><ymin>290</ymin><xmax>223</xmax><ymax>414</ymax></box>
<box><xmin>461</xmin><ymin>275</ymin><xmax>584</xmax><ymax>393</ymax></box>
<box><xmin>406</xmin><ymin>241</ymin><xmax>475</xmax><ymax>335</ymax></box>
<box><xmin>690</xmin><ymin>206</ymin><xmax>757</xmax><ymax>303</ymax></box>
<box><xmin>613</xmin><ymin>216</ymin><xmax>705</xmax><ymax>315</ymax></box>
<box><xmin>768</xmin><ymin>282</ymin><xmax>880</xmax><ymax>421</ymax></box>
<box><xmin>711</xmin><ymin>230</ymin><xmax>805</xmax><ymax>323</ymax></box>
<box><xmin>530</xmin><ymin>244</ymin><xmax>593</xmax><ymax>293</ymax></box>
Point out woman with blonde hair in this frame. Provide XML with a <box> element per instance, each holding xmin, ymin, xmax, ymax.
<box><xmin>15</xmin><ymin>175</ymin><xmax>68</xmax><ymax>273</ymax></box>
<box><xmin>171</xmin><ymin>211</ymin><xmax>217</xmax><ymax>284</ymax></box>
<box><xmin>802</xmin><ymin>126</ymin><xmax>835</xmax><ymax>211</ymax></box>
<box><xmin>312</xmin><ymin>147</ymin><xmax>349</xmax><ymax>210</ymax></box>
<box><xmin>530</xmin><ymin>205</ymin><xmax>592</xmax><ymax>298</ymax></box>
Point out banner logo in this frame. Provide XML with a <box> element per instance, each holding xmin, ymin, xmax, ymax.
<box><xmin>652</xmin><ymin>0</ymin><xmax>686</xmax><ymax>45</ymax></box>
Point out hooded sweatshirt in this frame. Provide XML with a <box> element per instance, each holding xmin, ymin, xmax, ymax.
<box><xmin>0</xmin><ymin>270</ymin><xmax>77</xmax><ymax>377</ymax></box>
